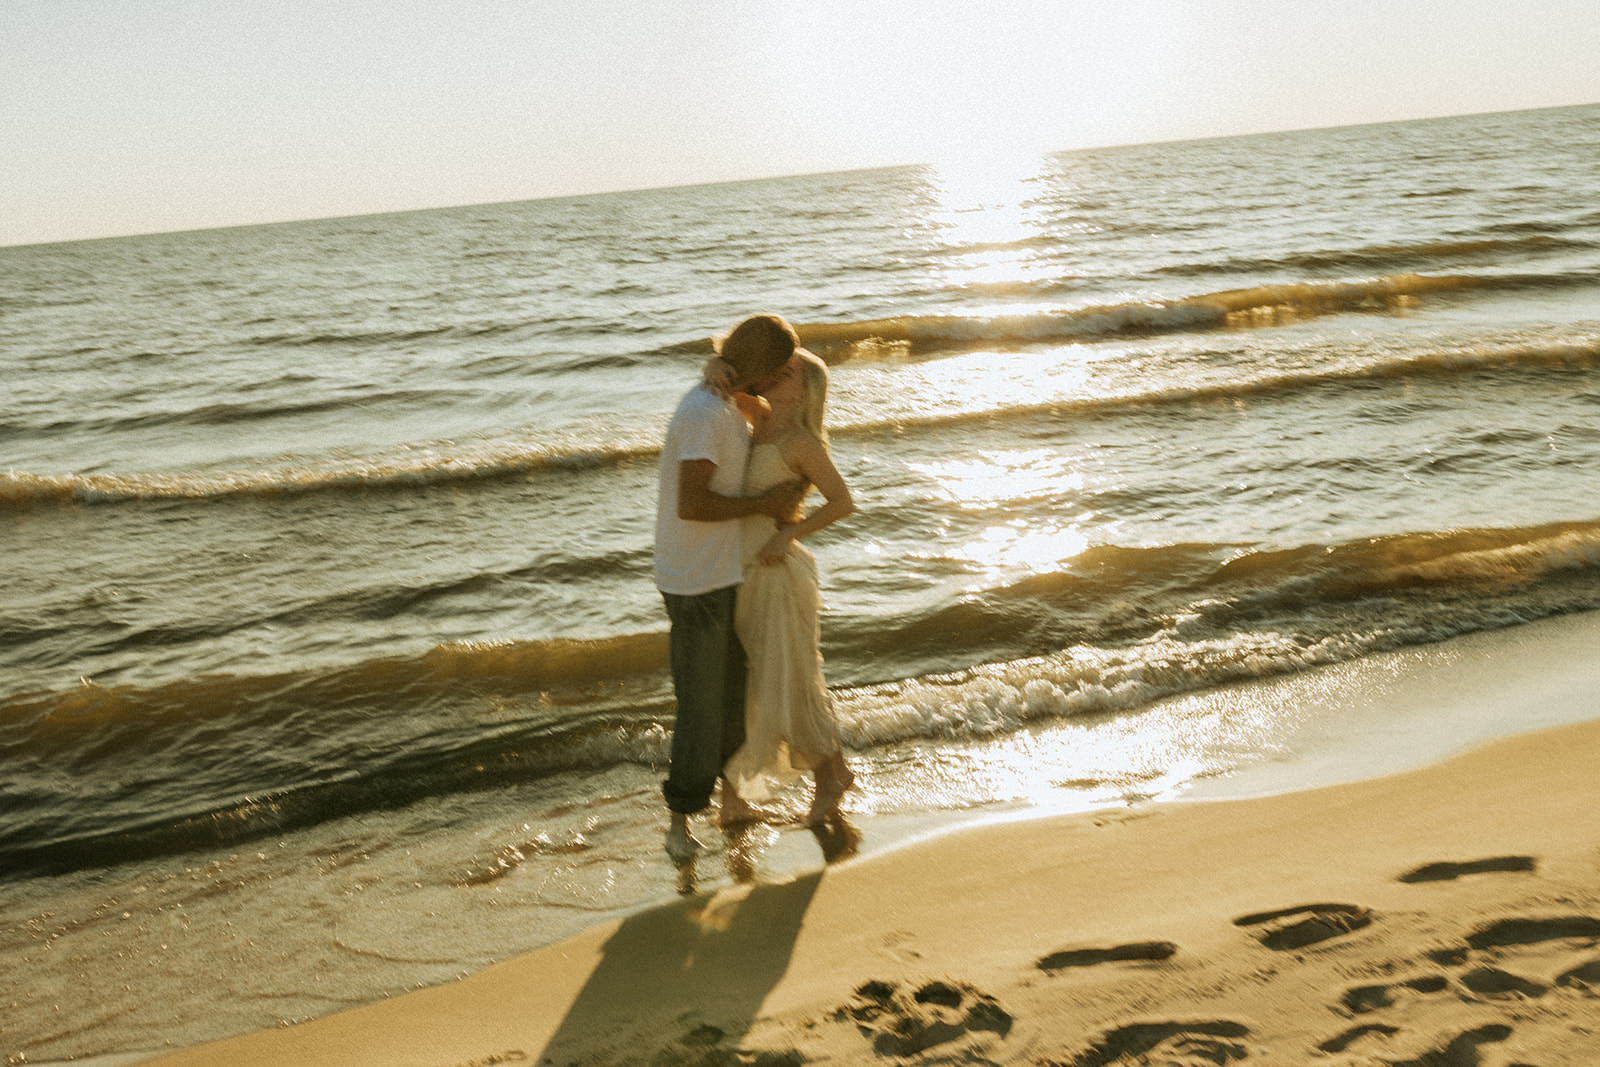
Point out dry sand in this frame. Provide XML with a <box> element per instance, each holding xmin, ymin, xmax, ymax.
<box><xmin>142</xmin><ymin>705</ymin><xmax>1600</xmax><ymax>1066</ymax></box>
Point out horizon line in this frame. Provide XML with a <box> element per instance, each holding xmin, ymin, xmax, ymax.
<box><xmin>5</xmin><ymin>99</ymin><xmax>1595</xmax><ymax>252</ymax></box>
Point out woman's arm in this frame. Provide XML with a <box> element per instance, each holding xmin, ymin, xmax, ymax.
<box><xmin>758</xmin><ymin>435</ymin><xmax>854</xmax><ymax>564</ymax></box>
<box><xmin>702</xmin><ymin>356</ymin><xmax>736</xmax><ymax>397</ymax></box>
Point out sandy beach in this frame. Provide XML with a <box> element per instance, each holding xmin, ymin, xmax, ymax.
<box><xmin>134</xmin><ymin>620</ymin><xmax>1600</xmax><ymax>1067</ymax></box>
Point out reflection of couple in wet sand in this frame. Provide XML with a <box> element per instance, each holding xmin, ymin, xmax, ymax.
<box><xmin>654</xmin><ymin>314</ymin><xmax>856</xmax><ymax>864</ymax></box>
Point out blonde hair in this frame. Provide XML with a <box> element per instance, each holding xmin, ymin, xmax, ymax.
<box><xmin>795</xmin><ymin>350</ymin><xmax>830</xmax><ymax>445</ymax></box>
<box><xmin>714</xmin><ymin>314</ymin><xmax>798</xmax><ymax>381</ymax></box>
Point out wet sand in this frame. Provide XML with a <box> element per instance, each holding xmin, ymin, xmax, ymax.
<box><xmin>140</xmin><ymin>621</ymin><xmax>1600</xmax><ymax>1067</ymax></box>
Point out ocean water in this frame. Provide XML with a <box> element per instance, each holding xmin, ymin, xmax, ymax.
<box><xmin>4</xmin><ymin>102</ymin><xmax>1600</xmax><ymax>1062</ymax></box>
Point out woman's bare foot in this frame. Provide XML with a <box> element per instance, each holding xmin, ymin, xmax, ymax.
<box><xmin>718</xmin><ymin>781</ymin><xmax>759</xmax><ymax>827</ymax></box>
<box><xmin>805</xmin><ymin>756</ymin><xmax>855</xmax><ymax>827</ymax></box>
<box><xmin>809</xmin><ymin>812</ymin><xmax>862</xmax><ymax>863</ymax></box>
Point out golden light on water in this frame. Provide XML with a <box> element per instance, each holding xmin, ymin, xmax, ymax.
<box><xmin>946</xmin><ymin>725</ymin><xmax>1219</xmax><ymax>811</ymax></box>
<box><xmin>911</xmin><ymin>448</ymin><xmax>1082</xmax><ymax>507</ymax></box>
<box><xmin>843</xmin><ymin>652</ymin><xmax>1304</xmax><ymax>816</ymax></box>
<box><xmin>906</xmin><ymin>447</ymin><xmax>1090</xmax><ymax>583</ymax></box>
<box><xmin>956</xmin><ymin>522</ymin><xmax>1090</xmax><ymax>576</ymax></box>
<box><xmin>847</xmin><ymin>702</ymin><xmax>1229</xmax><ymax>816</ymax></box>
<box><xmin>830</xmin><ymin>345</ymin><xmax>1099</xmax><ymax>427</ymax></box>
<box><xmin>924</xmin><ymin>153</ymin><xmax>1051</xmax><ymax>292</ymax></box>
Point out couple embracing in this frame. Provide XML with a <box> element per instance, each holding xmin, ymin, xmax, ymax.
<box><xmin>653</xmin><ymin>314</ymin><xmax>856</xmax><ymax>864</ymax></box>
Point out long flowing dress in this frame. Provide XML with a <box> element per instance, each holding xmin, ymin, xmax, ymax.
<box><xmin>724</xmin><ymin>442</ymin><xmax>841</xmax><ymax>800</ymax></box>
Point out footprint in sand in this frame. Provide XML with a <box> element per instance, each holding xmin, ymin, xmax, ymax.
<box><xmin>1036</xmin><ymin>940</ymin><xmax>1179</xmax><ymax>972</ymax></box>
<box><xmin>652</xmin><ymin>1023</ymin><xmax>803</xmax><ymax>1067</ymax></box>
<box><xmin>1397</xmin><ymin>855</ymin><xmax>1537</xmax><ymax>883</ymax></box>
<box><xmin>1339</xmin><ymin>973</ymin><xmax>1450</xmax><ymax>1015</ymax></box>
<box><xmin>1046</xmin><ymin>1020</ymin><xmax>1252</xmax><ymax>1066</ymax></box>
<box><xmin>835</xmin><ymin>978</ymin><xmax>1013</xmax><ymax>1057</ymax></box>
<box><xmin>1459</xmin><ymin>966</ymin><xmax>1548</xmax><ymax>999</ymax></box>
<box><xmin>1427</xmin><ymin>913</ymin><xmax>1600</xmax><ymax>966</ymax></box>
<box><xmin>1556</xmin><ymin>957</ymin><xmax>1600</xmax><ymax>990</ymax></box>
<box><xmin>1232</xmin><ymin>903</ymin><xmax>1373</xmax><ymax>951</ymax></box>
<box><xmin>1318</xmin><ymin>1023</ymin><xmax>1400</xmax><ymax>1054</ymax></box>
<box><xmin>1390</xmin><ymin>1024</ymin><xmax>1512</xmax><ymax>1067</ymax></box>
<box><xmin>1319</xmin><ymin>1023</ymin><xmax>1511</xmax><ymax>1065</ymax></box>
<box><xmin>1463</xmin><ymin>914</ymin><xmax>1600</xmax><ymax>949</ymax></box>
<box><xmin>1426</xmin><ymin>944</ymin><xmax>1473</xmax><ymax>967</ymax></box>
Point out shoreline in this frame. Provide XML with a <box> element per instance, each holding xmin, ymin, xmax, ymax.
<box><xmin>130</xmin><ymin>613</ymin><xmax>1600</xmax><ymax>1066</ymax></box>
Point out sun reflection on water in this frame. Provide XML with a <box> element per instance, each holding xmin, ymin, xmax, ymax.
<box><xmin>912</xmin><ymin>448</ymin><xmax>1084</xmax><ymax>507</ymax></box>
<box><xmin>904</xmin><ymin>447</ymin><xmax>1092</xmax><ymax>583</ymax></box>
<box><xmin>843</xmin><ymin>653</ymin><xmax>1303</xmax><ymax>817</ymax></box>
<box><xmin>957</xmin><ymin>522</ymin><xmax>1090</xmax><ymax>576</ymax></box>
<box><xmin>828</xmin><ymin>345</ymin><xmax>1099</xmax><ymax>431</ymax></box>
<box><xmin>924</xmin><ymin>153</ymin><xmax>1052</xmax><ymax>292</ymax></box>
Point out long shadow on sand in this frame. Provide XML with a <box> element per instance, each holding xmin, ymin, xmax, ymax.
<box><xmin>534</xmin><ymin>820</ymin><xmax>859</xmax><ymax>1065</ymax></box>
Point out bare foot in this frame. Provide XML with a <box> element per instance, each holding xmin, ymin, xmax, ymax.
<box><xmin>719</xmin><ymin>790</ymin><xmax>760</xmax><ymax>827</ymax></box>
<box><xmin>665</xmin><ymin>823</ymin><xmax>702</xmax><ymax>865</ymax></box>
<box><xmin>810</xmin><ymin>813</ymin><xmax>862</xmax><ymax>863</ymax></box>
<box><xmin>806</xmin><ymin>762</ymin><xmax>855</xmax><ymax>827</ymax></box>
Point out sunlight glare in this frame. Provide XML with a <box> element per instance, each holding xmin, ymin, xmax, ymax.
<box><xmin>911</xmin><ymin>449</ymin><xmax>1082</xmax><ymax>508</ymax></box>
<box><xmin>925</xmin><ymin>153</ymin><xmax>1051</xmax><ymax>291</ymax></box>
<box><xmin>957</xmin><ymin>521</ymin><xmax>1091</xmax><ymax>575</ymax></box>
<box><xmin>906</xmin><ymin>447</ymin><xmax>1091</xmax><ymax>582</ymax></box>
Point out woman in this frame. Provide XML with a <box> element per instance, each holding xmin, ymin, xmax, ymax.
<box><xmin>708</xmin><ymin>343</ymin><xmax>856</xmax><ymax>826</ymax></box>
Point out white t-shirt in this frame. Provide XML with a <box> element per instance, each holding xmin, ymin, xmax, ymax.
<box><xmin>654</xmin><ymin>384</ymin><xmax>752</xmax><ymax>595</ymax></box>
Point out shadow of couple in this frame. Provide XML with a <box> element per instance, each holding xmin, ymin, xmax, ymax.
<box><xmin>535</xmin><ymin>814</ymin><xmax>862</xmax><ymax>1065</ymax></box>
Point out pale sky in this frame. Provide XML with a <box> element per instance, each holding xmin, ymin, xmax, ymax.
<box><xmin>3</xmin><ymin>0</ymin><xmax>1597</xmax><ymax>247</ymax></box>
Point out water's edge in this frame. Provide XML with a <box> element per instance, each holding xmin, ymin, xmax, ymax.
<box><xmin>83</xmin><ymin>608</ymin><xmax>1600</xmax><ymax>1067</ymax></box>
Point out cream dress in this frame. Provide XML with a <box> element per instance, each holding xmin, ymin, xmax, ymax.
<box><xmin>724</xmin><ymin>441</ymin><xmax>841</xmax><ymax>800</ymax></box>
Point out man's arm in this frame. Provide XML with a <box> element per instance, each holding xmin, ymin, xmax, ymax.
<box><xmin>677</xmin><ymin>459</ymin><xmax>803</xmax><ymax>522</ymax></box>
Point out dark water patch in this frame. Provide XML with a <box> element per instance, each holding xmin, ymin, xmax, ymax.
<box><xmin>0</xmin><ymin>708</ymin><xmax>673</xmax><ymax>881</ymax></box>
<box><xmin>1400</xmin><ymin>185</ymin><xmax>1476</xmax><ymax>198</ymax></box>
<box><xmin>0</xmin><ymin>632</ymin><xmax>676</xmax><ymax>879</ymax></box>
<box><xmin>1</xmin><ymin>630</ymin><xmax>673</xmax><ymax>746</ymax></box>
<box><xmin>258</xmin><ymin>549</ymin><xmax>652</xmax><ymax>632</ymax></box>
<box><xmin>1154</xmin><ymin>235</ymin><xmax>1592</xmax><ymax>279</ymax></box>
<box><xmin>0</xmin><ymin>557</ymin><xmax>635</xmax><ymax>676</ymax></box>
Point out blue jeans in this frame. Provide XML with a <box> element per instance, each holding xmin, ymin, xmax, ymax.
<box><xmin>661</xmin><ymin>585</ymin><xmax>747</xmax><ymax>814</ymax></box>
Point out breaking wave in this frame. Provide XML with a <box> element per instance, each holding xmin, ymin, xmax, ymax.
<box><xmin>8</xmin><ymin>314</ymin><xmax>1597</xmax><ymax>511</ymax></box>
<box><xmin>4</xmin><ymin>517</ymin><xmax>1598</xmax><ymax>878</ymax></box>
<box><xmin>794</xmin><ymin>272</ymin><xmax>1511</xmax><ymax>360</ymax></box>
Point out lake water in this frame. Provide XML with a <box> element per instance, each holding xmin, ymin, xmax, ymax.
<box><xmin>4</xmin><ymin>102</ymin><xmax>1599</xmax><ymax>1062</ymax></box>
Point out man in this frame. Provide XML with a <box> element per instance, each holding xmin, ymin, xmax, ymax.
<box><xmin>654</xmin><ymin>314</ymin><xmax>805</xmax><ymax>863</ymax></box>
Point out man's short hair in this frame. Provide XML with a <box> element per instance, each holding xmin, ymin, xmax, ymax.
<box><xmin>718</xmin><ymin>314</ymin><xmax>798</xmax><ymax>379</ymax></box>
